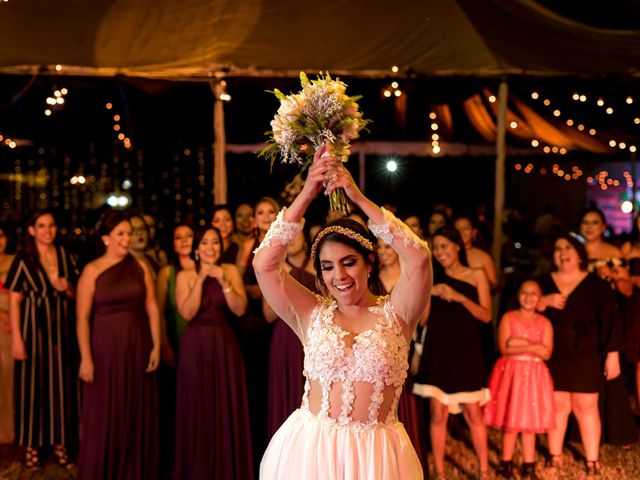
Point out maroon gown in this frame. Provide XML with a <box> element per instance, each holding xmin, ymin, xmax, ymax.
<box><xmin>175</xmin><ymin>276</ymin><xmax>254</xmax><ymax>480</ymax></box>
<box><xmin>77</xmin><ymin>254</ymin><xmax>158</xmax><ymax>480</ymax></box>
<box><xmin>266</xmin><ymin>264</ymin><xmax>317</xmax><ymax>439</ymax></box>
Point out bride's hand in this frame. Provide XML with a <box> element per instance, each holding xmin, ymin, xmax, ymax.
<box><xmin>301</xmin><ymin>144</ymin><xmax>337</xmax><ymax>199</ymax></box>
<box><xmin>324</xmin><ymin>159</ymin><xmax>363</xmax><ymax>204</ymax></box>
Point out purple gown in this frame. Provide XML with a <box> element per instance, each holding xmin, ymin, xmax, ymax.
<box><xmin>266</xmin><ymin>265</ymin><xmax>317</xmax><ymax>439</ymax></box>
<box><xmin>77</xmin><ymin>254</ymin><xmax>158</xmax><ymax>480</ymax></box>
<box><xmin>175</xmin><ymin>276</ymin><xmax>254</xmax><ymax>480</ymax></box>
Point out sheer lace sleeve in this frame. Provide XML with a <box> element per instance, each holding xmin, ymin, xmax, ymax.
<box><xmin>368</xmin><ymin>208</ymin><xmax>432</xmax><ymax>330</ymax></box>
<box><xmin>252</xmin><ymin>208</ymin><xmax>318</xmax><ymax>341</ymax></box>
<box><xmin>254</xmin><ymin>208</ymin><xmax>304</xmax><ymax>254</ymax></box>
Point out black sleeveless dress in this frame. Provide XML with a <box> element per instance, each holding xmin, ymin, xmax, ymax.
<box><xmin>413</xmin><ymin>273</ymin><xmax>488</xmax><ymax>412</ymax></box>
<box><xmin>625</xmin><ymin>257</ymin><xmax>640</xmax><ymax>362</ymax></box>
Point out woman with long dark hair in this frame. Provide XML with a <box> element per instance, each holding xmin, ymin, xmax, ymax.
<box><xmin>538</xmin><ymin>234</ymin><xmax>623</xmax><ymax>474</ymax></box>
<box><xmin>413</xmin><ymin>225</ymin><xmax>492</xmax><ymax>479</ymax></box>
<box><xmin>174</xmin><ymin>226</ymin><xmax>253</xmax><ymax>480</ymax></box>
<box><xmin>579</xmin><ymin>208</ymin><xmax>636</xmax><ymax>448</ymax></box>
<box><xmin>622</xmin><ymin>212</ymin><xmax>640</xmax><ymax>412</ymax></box>
<box><xmin>76</xmin><ymin>209</ymin><xmax>160</xmax><ymax>479</ymax></box>
<box><xmin>5</xmin><ymin>210</ymin><xmax>80</xmax><ymax>468</ymax></box>
<box><xmin>254</xmin><ymin>145</ymin><xmax>431</xmax><ymax>478</ymax></box>
<box><xmin>155</xmin><ymin>221</ymin><xmax>195</xmax><ymax>475</ymax></box>
<box><xmin>211</xmin><ymin>205</ymin><xmax>241</xmax><ymax>266</ymax></box>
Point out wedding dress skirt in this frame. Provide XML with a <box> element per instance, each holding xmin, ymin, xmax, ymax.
<box><xmin>260</xmin><ymin>408</ymin><xmax>422</xmax><ymax>479</ymax></box>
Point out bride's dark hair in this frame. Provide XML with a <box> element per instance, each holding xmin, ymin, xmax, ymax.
<box><xmin>312</xmin><ymin>218</ymin><xmax>383</xmax><ymax>296</ymax></box>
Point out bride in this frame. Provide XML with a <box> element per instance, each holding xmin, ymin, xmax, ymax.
<box><xmin>253</xmin><ymin>144</ymin><xmax>432</xmax><ymax>478</ymax></box>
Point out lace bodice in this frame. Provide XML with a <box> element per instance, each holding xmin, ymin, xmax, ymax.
<box><xmin>302</xmin><ymin>295</ymin><xmax>409</xmax><ymax>428</ymax></box>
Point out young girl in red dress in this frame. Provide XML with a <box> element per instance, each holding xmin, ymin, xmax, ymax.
<box><xmin>483</xmin><ymin>279</ymin><xmax>555</xmax><ymax>480</ymax></box>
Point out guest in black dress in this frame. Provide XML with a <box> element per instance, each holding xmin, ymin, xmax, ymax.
<box><xmin>5</xmin><ymin>210</ymin><xmax>80</xmax><ymax>468</ymax></box>
<box><xmin>174</xmin><ymin>226</ymin><xmax>253</xmax><ymax>480</ymax></box>
<box><xmin>622</xmin><ymin>213</ymin><xmax>640</xmax><ymax>412</ymax></box>
<box><xmin>413</xmin><ymin>226</ymin><xmax>492</xmax><ymax>479</ymax></box>
<box><xmin>538</xmin><ymin>234</ymin><xmax>622</xmax><ymax>475</ymax></box>
<box><xmin>76</xmin><ymin>210</ymin><xmax>161</xmax><ymax>480</ymax></box>
<box><xmin>580</xmin><ymin>208</ymin><xmax>636</xmax><ymax>447</ymax></box>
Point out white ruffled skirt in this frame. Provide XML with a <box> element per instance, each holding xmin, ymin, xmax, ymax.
<box><xmin>260</xmin><ymin>408</ymin><xmax>423</xmax><ymax>479</ymax></box>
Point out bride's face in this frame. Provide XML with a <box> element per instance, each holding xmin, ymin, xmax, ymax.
<box><xmin>318</xmin><ymin>240</ymin><xmax>371</xmax><ymax>306</ymax></box>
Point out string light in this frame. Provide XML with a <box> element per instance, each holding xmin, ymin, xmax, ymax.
<box><xmin>383</xmin><ymin>80</ymin><xmax>402</xmax><ymax>98</ymax></box>
<box><xmin>391</xmin><ymin>66</ymin><xmax>399</xmax><ymax>73</ymax></box>
<box><xmin>105</xmin><ymin>101</ymin><xmax>133</xmax><ymax>150</ymax></box>
<box><xmin>44</xmin><ymin>86</ymin><xmax>69</xmax><ymax>115</ymax></box>
<box><xmin>430</xmin><ymin>111</ymin><xmax>441</xmax><ymax>155</ymax></box>
<box><xmin>627</xmin><ymin>97</ymin><xmax>634</xmax><ymax>104</ymax></box>
<box><xmin>531</xmin><ymin>92</ymin><xmax>539</xmax><ymax>100</ymax></box>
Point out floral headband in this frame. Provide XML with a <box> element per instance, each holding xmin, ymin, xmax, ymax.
<box><xmin>310</xmin><ymin>225</ymin><xmax>374</xmax><ymax>263</ymax></box>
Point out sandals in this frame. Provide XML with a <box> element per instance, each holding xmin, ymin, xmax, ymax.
<box><xmin>585</xmin><ymin>459</ymin><xmax>601</xmax><ymax>476</ymax></box>
<box><xmin>24</xmin><ymin>447</ymin><xmax>40</xmax><ymax>469</ymax></box>
<box><xmin>54</xmin><ymin>444</ymin><xmax>74</xmax><ymax>469</ymax></box>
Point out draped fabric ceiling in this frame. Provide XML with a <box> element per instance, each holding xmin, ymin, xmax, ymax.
<box><xmin>461</xmin><ymin>90</ymin><xmax>609</xmax><ymax>153</ymax></box>
<box><xmin>1</xmin><ymin>0</ymin><xmax>639</xmax><ymax>79</ymax></box>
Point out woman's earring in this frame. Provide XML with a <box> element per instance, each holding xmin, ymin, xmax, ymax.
<box><xmin>194</xmin><ymin>252</ymin><xmax>199</xmax><ymax>261</ymax></box>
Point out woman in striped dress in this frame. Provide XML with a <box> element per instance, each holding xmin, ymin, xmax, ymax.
<box><xmin>5</xmin><ymin>210</ymin><xmax>80</xmax><ymax>468</ymax></box>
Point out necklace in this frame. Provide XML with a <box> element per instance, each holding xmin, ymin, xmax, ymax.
<box><xmin>39</xmin><ymin>249</ymin><xmax>57</xmax><ymax>279</ymax></box>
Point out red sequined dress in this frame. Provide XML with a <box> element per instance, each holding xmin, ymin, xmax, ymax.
<box><xmin>483</xmin><ymin>311</ymin><xmax>555</xmax><ymax>433</ymax></box>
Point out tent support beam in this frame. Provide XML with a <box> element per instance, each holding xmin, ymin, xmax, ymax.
<box><xmin>493</xmin><ymin>80</ymin><xmax>508</xmax><ymax>275</ymax></box>
<box><xmin>211</xmin><ymin>80</ymin><xmax>227</xmax><ymax>205</ymax></box>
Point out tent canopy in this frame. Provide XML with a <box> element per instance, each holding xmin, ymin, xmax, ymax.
<box><xmin>1</xmin><ymin>0</ymin><xmax>640</xmax><ymax>79</ymax></box>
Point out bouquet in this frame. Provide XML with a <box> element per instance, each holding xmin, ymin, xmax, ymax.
<box><xmin>260</xmin><ymin>72</ymin><xmax>370</xmax><ymax>215</ymax></box>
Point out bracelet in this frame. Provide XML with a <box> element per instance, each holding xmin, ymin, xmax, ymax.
<box><xmin>222</xmin><ymin>285</ymin><xmax>233</xmax><ymax>294</ymax></box>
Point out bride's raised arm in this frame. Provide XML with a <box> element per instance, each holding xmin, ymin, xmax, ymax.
<box><xmin>252</xmin><ymin>147</ymin><xmax>330</xmax><ymax>341</ymax></box>
<box><xmin>324</xmin><ymin>153</ymin><xmax>432</xmax><ymax>328</ymax></box>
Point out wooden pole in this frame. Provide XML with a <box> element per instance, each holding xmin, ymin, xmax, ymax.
<box><xmin>492</xmin><ymin>80</ymin><xmax>508</xmax><ymax>273</ymax></box>
<box><xmin>358</xmin><ymin>150</ymin><xmax>366</xmax><ymax>193</ymax></box>
<box><xmin>211</xmin><ymin>79</ymin><xmax>227</xmax><ymax>205</ymax></box>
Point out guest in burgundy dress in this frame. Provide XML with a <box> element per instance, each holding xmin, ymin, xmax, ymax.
<box><xmin>174</xmin><ymin>226</ymin><xmax>253</xmax><ymax>480</ymax></box>
<box><xmin>264</xmin><ymin>229</ymin><xmax>317</xmax><ymax>439</ymax></box>
<box><xmin>76</xmin><ymin>210</ymin><xmax>161</xmax><ymax>480</ymax></box>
